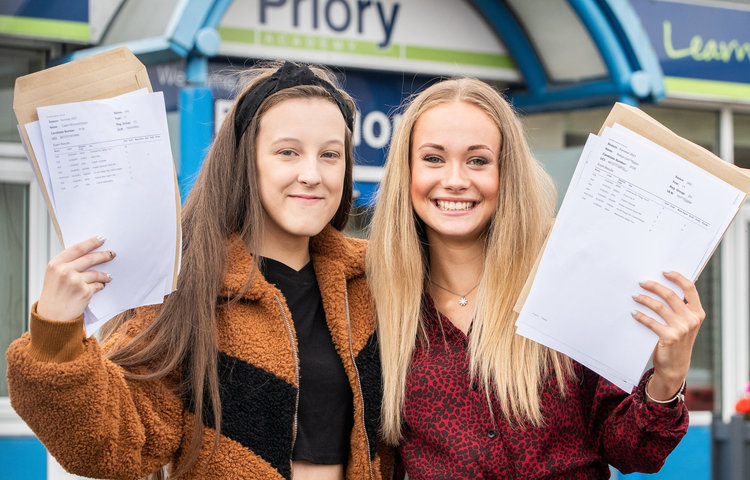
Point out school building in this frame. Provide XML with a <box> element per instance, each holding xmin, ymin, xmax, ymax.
<box><xmin>1</xmin><ymin>1</ymin><xmax>749</xmax><ymax>478</ymax></box>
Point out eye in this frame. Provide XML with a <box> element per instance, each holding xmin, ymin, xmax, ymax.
<box><xmin>422</xmin><ymin>155</ymin><xmax>443</xmax><ymax>164</ymax></box>
<box><xmin>468</xmin><ymin>156</ymin><xmax>490</xmax><ymax>166</ymax></box>
<box><xmin>321</xmin><ymin>151</ymin><xmax>341</xmax><ymax>160</ymax></box>
<box><xmin>278</xmin><ymin>149</ymin><xmax>297</xmax><ymax>157</ymax></box>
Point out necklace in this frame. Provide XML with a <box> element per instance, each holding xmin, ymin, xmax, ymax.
<box><xmin>429</xmin><ymin>280</ymin><xmax>479</xmax><ymax>307</ymax></box>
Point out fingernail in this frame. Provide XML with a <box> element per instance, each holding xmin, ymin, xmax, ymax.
<box><xmin>96</xmin><ymin>234</ymin><xmax>106</xmax><ymax>243</ymax></box>
<box><xmin>108</xmin><ymin>251</ymin><xmax>115</xmax><ymax>259</ymax></box>
<box><xmin>106</xmin><ymin>273</ymin><xmax>113</xmax><ymax>281</ymax></box>
<box><xmin>632</xmin><ymin>294</ymin><xmax>639</xmax><ymax>300</ymax></box>
<box><xmin>639</xmin><ymin>280</ymin><xmax>648</xmax><ymax>286</ymax></box>
<box><xmin>631</xmin><ymin>310</ymin><xmax>637</xmax><ymax>316</ymax></box>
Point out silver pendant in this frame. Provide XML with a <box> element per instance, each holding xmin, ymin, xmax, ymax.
<box><xmin>459</xmin><ymin>297</ymin><xmax>468</xmax><ymax>307</ymax></box>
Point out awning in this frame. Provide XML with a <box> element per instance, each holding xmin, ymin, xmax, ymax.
<box><xmin>470</xmin><ymin>0</ymin><xmax>664</xmax><ymax>111</ymax></box>
<box><xmin>54</xmin><ymin>0</ymin><xmax>664</xmax><ymax>110</ymax></box>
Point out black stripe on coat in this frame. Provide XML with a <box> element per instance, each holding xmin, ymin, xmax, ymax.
<box><xmin>187</xmin><ymin>351</ymin><xmax>297</xmax><ymax>479</ymax></box>
<box><xmin>354</xmin><ymin>332</ymin><xmax>382</xmax><ymax>460</ymax></box>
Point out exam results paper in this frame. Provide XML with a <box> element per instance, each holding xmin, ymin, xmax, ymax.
<box><xmin>515</xmin><ymin>124</ymin><xmax>744</xmax><ymax>392</ymax></box>
<box><xmin>27</xmin><ymin>89</ymin><xmax>179</xmax><ymax>334</ymax></box>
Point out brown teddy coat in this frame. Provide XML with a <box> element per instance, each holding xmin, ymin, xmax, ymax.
<box><xmin>6</xmin><ymin>225</ymin><xmax>392</xmax><ymax>480</ymax></box>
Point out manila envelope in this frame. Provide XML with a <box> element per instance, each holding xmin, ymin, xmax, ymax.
<box><xmin>13</xmin><ymin>46</ymin><xmax>180</xmax><ymax>289</ymax></box>
<box><xmin>513</xmin><ymin>102</ymin><xmax>750</xmax><ymax>314</ymax></box>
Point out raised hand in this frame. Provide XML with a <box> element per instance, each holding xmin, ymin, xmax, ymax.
<box><xmin>631</xmin><ymin>271</ymin><xmax>705</xmax><ymax>402</ymax></box>
<box><xmin>37</xmin><ymin>235</ymin><xmax>115</xmax><ymax>322</ymax></box>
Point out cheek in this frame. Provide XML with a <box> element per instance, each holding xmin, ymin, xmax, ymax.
<box><xmin>409</xmin><ymin>179</ymin><xmax>425</xmax><ymax>211</ymax></box>
<box><xmin>482</xmin><ymin>179</ymin><xmax>500</xmax><ymax>201</ymax></box>
<box><xmin>326</xmin><ymin>163</ymin><xmax>347</xmax><ymax>195</ymax></box>
<box><xmin>255</xmin><ymin>158</ymin><xmax>275</xmax><ymax>191</ymax></box>
<box><xmin>255</xmin><ymin>170</ymin><xmax>280</xmax><ymax>209</ymax></box>
<box><xmin>479</xmin><ymin>168</ymin><xmax>500</xmax><ymax>199</ymax></box>
<box><xmin>409</xmin><ymin>164</ymin><xmax>429</xmax><ymax>203</ymax></box>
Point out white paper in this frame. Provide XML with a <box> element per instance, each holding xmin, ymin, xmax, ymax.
<box><xmin>31</xmin><ymin>90</ymin><xmax>179</xmax><ymax>333</ymax></box>
<box><xmin>516</xmin><ymin>124</ymin><xmax>744</xmax><ymax>392</ymax></box>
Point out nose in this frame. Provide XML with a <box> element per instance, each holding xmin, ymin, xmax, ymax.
<box><xmin>298</xmin><ymin>156</ymin><xmax>322</xmax><ymax>186</ymax></box>
<box><xmin>442</xmin><ymin>159</ymin><xmax>469</xmax><ymax>190</ymax></box>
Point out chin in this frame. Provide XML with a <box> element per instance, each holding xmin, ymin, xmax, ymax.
<box><xmin>430</xmin><ymin>226</ymin><xmax>485</xmax><ymax>242</ymax></box>
<box><xmin>294</xmin><ymin>224</ymin><xmax>329</xmax><ymax>238</ymax></box>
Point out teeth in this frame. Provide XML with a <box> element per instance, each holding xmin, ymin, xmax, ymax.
<box><xmin>436</xmin><ymin>200</ymin><xmax>475</xmax><ymax>211</ymax></box>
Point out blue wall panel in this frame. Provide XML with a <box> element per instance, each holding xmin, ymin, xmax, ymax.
<box><xmin>0</xmin><ymin>437</ymin><xmax>46</xmax><ymax>480</ymax></box>
<box><xmin>0</xmin><ymin>0</ymin><xmax>87</xmax><ymax>22</ymax></box>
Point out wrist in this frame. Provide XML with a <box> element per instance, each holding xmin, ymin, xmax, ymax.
<box><xmin>645</xmin><ymin>374</ymin><xmax>686</xmax><ymax>404</ymax></box>
<box><xmin>36</xmin><ymin>299</ymin><xmax>80</xmax><ymax>323</ymax></box>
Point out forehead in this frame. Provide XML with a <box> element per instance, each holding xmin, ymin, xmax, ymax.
<box><xmin>412</xmin><ymin>101</ymin><xmax>501</xmax><ymax>145</ymax></box>
<box><xmin>258</xmin><ymin>97</ymin><xmax>347</xmax><ymax>136</ymax></box>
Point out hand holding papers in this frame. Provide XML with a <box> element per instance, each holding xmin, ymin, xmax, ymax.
<box><xmin>514</xmin><ymin>103</ymin><xmax>750</xmax><ymax>392</ymax></box>
<box><xmin>14</xmin><ymin>48</ymin><xmax>181</xmax><ymax>334</ymax></box>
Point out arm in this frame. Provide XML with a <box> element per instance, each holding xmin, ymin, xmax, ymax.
<box><xmin>5</xmin><ymin>236</ymin><xmax>184</xmax><ymax>480</ymax></box>
<box><xmin>586</xmin><ymin>367</ymin><xmax>688</xmax><ymax>474</ymax></box>
<box><xmin>590</xmin><ymin>271</ymin><xmax>703</xmax><ymax>473</ymax></box>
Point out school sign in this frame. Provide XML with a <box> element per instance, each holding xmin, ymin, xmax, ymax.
<box><xmin>630</xmin><ymin>0</ymin><xmax>750</xmax><ymax>102</ymax></box>
<box><xmin>217</xmin><ymin>0</ymin><xmax>519</xmax><ymax>81</ymax></box>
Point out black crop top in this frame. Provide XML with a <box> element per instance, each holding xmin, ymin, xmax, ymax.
<box><xmin>260</xmin><ymin>257</ymin><xmax>353</xmax><ymax>464</ymax></box>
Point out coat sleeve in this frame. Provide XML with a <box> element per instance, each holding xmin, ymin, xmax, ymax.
<box><xmin>584</xmin><ymin>366</ymin><xmax>689</xmax><ymax>474</ymax></box>
<box><xmin>5</xmin><ymin>303</ymin><xmax>185</xmax><ymax>480</ymax></box>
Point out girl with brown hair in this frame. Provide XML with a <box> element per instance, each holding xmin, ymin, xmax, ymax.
<box><xmin>367</xmin><ymin>77</ymin><xmax>701</xmax><ymax>478</ymax></box>
<box><xmin>7</xmin><ymin>61</ymin><xmax>391</xmax><ymax>480</ymax></box>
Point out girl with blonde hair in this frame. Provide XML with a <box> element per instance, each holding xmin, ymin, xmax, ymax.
<box><xmin>367</xmin><ymin>77</ymin><xmax>700</xmax><ymax>478</ymax></box>
<box><xmin>8</xmin><ymin>61</ymin><xmax>392</xmax><ymax>480</ymax></box>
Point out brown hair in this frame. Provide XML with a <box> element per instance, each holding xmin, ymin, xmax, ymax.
<box><xmin>367</xmin><ymin>78</ymin><xmax>572</xmax><ymax>445</ymax></box>
<box><xmin>100</xmin><ymin>62</ymin><xmax>355</xmax><ymax>478</ymax></box>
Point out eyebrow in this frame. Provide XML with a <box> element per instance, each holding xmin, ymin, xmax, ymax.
<box><xmin>270</xmin><ymin>137</ymin><xmax>345</xmax><ymax>147</ymax></box>
<box><xmin>417</xmin><ymin>143</ymin><xmax>494</xmax><ymax>152</ymax></box>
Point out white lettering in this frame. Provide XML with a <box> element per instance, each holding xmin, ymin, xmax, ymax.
<box><xmin>362</xmin><ymin>110</ymin><xmax>390</xmax><ymax>149</ymax></box>
<box><xmin>156</xmin><ymin>65</ymin><xmax>186</xmax><ymax>87</ymax></box>
<box><xmin>214</xmin><ymin>99</ymin><xmax>232</xmax><ymax>134</ymax></box>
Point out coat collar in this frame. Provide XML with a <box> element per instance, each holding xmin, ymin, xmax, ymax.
<box><xmin>220</xmin><ymin>224</ymin><xmax>366</xmax><ymax>301</ymax></box>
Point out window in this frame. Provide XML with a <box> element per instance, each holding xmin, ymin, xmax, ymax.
<box><xmin>734</xmin><ymin>113</ymin><xmax>750</xmax><ymax>169</ymax></box>
<box><xmin>0</xmin><ymin>47</ymin><xmax>44</xmax><ymax>143</ymax></box>
<box><xmin>0</xmin><ymin>181</ymin><xmax>28</xmax><ymax>397</ymax></box>
<box><xmin>0</xmin><ymin>48</ymin><xmax>46</xmax><ymax>398</ymax></box>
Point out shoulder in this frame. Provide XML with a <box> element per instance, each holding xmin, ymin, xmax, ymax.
<box><xmin>100</xmin><ymin>303</ymin><xmax>163</xmax><ymax>352</ymax></box>
<box><xmin>311</xmin><ymin>225</ymin><xmax>368</xmax><ymax>278</ymax></box>
<box><xmin>340</xmin><ymin>235</ymin><xmax>368</xmax><ymax>263</ymax></box>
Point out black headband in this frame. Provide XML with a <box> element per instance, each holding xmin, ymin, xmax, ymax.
<box><xmin>233</xmin><ymin>61</ymin><xmax>354</xmax><ymax>147</ymax></box>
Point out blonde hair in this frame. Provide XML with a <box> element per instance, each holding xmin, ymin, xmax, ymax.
<box><xmin>367</xmin><ymin>78</ymin><xmax>573</xmax><ymax>445</ymax></box>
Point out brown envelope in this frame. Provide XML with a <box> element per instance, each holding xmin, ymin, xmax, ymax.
<box><xmin>513</xmin><ymin>102</ymin><xmax>750</xmax><ymax>314</ymax></box>
<box><xmin>13</xmin><ymin>46</ymin><xmax>180</xmax><ymax>290</ymax></box>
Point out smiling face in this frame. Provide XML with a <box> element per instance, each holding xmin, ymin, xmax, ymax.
<box><xmin>410</xmin><ymin>100</ymin><xmax>501</xmax><ymax>245</ymax></box>
<box><xmin>255</xmin><ymin>97</ymin><xmax>347</xmax><ymax>248</ymax></box>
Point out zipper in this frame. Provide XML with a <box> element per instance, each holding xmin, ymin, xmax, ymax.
<box><xmin>344</xmin><ymin>285</ymin><xmax>375</xmax><ymax>480</ymax></box>
<box><xmin>275</xmin><ymin>294</ymin><xmax>300</xmax><ymax>478</ymax></box>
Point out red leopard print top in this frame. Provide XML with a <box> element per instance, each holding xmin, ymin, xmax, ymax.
<box><xmin>396</xmin><ymin>294</ymin><xmax>688</xmax><ymax>479</ymax></box>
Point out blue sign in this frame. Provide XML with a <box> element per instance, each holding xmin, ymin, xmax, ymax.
<box><xmin>148</xmin><ymin>59</ymin><xmax>434</xmax><ymax>168</ymax></box>
<box><xmin>630</xmin><ymin>0</ymin><xmax>750</xmax><ymax>84</ymax></box>
<box><xmin>342</xmin><ymin>68</ymin><xmax>434</xmax><ymax>167</ymax></box>
<box><xmin>0</xmin><ymin>0</ymin><xmax>87</xmax><ymax>22</ymax></box>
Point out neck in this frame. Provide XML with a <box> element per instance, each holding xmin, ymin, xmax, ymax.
<box><xmin>427</xmin><ymin>233</ymin><xmax>485</xmax><ymax>293</ymax></box>
<box><xmin>257</xmin><ymin>234</ymin><xmax>311</xmax><ymax>271</ymax></box>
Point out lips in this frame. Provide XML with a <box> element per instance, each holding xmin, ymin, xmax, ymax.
<box><xmin>290</xmin><ymin>194</ymin><xmax>322</xmax><ymax>199</ymax></box>
<box><xmin>435</xmin><ymin>199</ymin><xmax>476</xmax><ymax>211</ymax></box>
<box><xmin>289</xmin><ymin>194</ymin><xmax>323</xmax><ymax>204</ymax></box>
